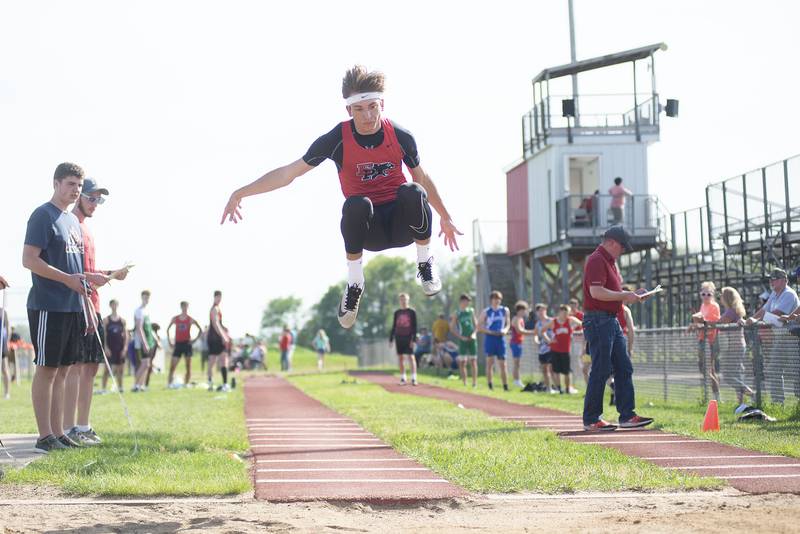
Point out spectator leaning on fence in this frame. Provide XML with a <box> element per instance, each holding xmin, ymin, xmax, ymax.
<box><xmin>717</xmin><ymin>286</ymin><xmax>754</xmax><ymax>407</ymax></box>
<box><xmin>691</xmin><ymin>281</ymin><xmax>722</xmax><ymax>402</ymax></box>
<box><xmin>743</xmin><ymin>268</ymin><xmax>800</xmax><ymax>404</ymax></box>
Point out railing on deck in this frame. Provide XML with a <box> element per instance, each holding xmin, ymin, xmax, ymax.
<box><xmin>555</xmin><ymin>194</ymin><xmax>664</xmax><ymax>239</ymax></box>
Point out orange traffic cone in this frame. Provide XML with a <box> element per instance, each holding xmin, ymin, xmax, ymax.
<box><xmin>702</xmin><ymin>400</ymin><xmax>720</xmax><ymax>432</ymax></box>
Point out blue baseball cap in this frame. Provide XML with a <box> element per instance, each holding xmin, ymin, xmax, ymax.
<box><xmin>82</xmin><ymin>177</ymin><xmax>109</xmax><ymax>196</ymax></box>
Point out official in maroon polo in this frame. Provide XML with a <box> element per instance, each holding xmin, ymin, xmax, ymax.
<box><xmin>582</xmin><ymin>226</ymin><xmax>654</xmax><ymax>431</ymax></box>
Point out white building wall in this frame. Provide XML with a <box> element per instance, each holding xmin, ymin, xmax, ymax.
<box><xmin>527</xmin><ymin>138</ymin><xmax>651</xmax><ymax>249</ymax></box>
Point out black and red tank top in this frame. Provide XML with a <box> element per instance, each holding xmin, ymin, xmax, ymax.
<box><xmin>339</xmin><ymin>119</ymin><xmax>408</xmax><ymax>205</ymax></box>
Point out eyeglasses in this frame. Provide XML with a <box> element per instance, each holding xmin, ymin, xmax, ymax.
<box><xmin>81</xmin><ymin>194</ymin><xmax>105</xmax><ymax>205</ymax></box>
<box><xmin>700</xmin><ymin>292</ymin><xmax>713</xmax><ymax>297</ymax></box>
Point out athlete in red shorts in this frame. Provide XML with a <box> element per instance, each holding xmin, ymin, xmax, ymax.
<box><xmin>166</xmin><ymin>301</ymin><xmax>202</xmax><ymax>388</ymax></box>
<box><xmin>220</xmin><ymin>66</ymin><xmax>461</xmax><ymax>329</ymax></box>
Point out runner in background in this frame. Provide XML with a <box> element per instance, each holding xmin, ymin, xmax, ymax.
<box><xmin>509</xmin><ymin>301</ymin><xmax>536</xmax><ymax>388</ymax></box>
<box><xmin>569</xmin><ymin>297</ymin><xmax>590</xmax><ymax>385</ymax></box>
<box><xmin>450</xmin><ymin>294</ymin><xmax>478</xmax><ymax>387</ymax></box>
<box><xmin>166</xmin><ymin>301</ymin><xmax>203</xmax><ymax>388</ymax></box>
<box><xmin>1</xmin><ymin>305</ymin><xmax>9</xmax><ymax>400</ymax></box>
<box><xmin>540</xmin><ymin>305</ymin><xmax>583</xmax><ymax>394</ymax></box>
<box><xmin>312</xmin><ymin>329</ymin><xmax>331</xmax><ymax>371</ymax></box>
<box><xmin>279</xmin><ymin>327</ymin><xmax>292</xmax><ymax>372</ymax></box>
<box><xmin>431</xmin><ymin>313</ymin><xmax>450</xmax><ymax>365</ymax></box>
<box><xmin>389</xmin><ymin>293</ymin><xmax>418</xmax><ymax>385</ymax></box>
<box><xmin>207</xmin><ymin>290</ymin><xmax>232</xmax><ymax>391</ymax></box>
<box><xmin>534</xmin><ymin>303</ymin><xmax>557</xmax><ymax>393</ymax></box>
<box><xmin>478</xmin><ymin>290</ymin><xmax>510</xmax><ymax>391</ymax></box>
<box><xmin>101</xmin><ymin>299</ymin><xmax>128</xmax><ymax>393</ymax></box>
<box><xmin>145</xmin><ymin>323</ymin><xmax>163</xmax><ymax>387</ymax></box>
<box><xmin>132</xmin><ymin>290</ymin><xmax>155</xmax><ymax>392</ymax></box>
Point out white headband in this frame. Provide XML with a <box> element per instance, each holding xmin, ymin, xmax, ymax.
<box><xmin>345</xmin><ymin>92</ymin><xmax>383</xmax><ymax>106</ymax></box>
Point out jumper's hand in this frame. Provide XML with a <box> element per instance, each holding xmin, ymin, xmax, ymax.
<box><xmin>439</xmin><ymin>218</ymin><xmax>463</xmax><ymax>252</ymax></box>
<box><xmin>221</xmin><ymin>193</ymin><xmax>244</xmax><ymax>225</ymax></box>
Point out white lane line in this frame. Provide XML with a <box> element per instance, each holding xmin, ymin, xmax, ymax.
<box><xmin>250</xmin><ymin>437</ymin><xmax>380</xmax><ymax>443</ymax></box>
<box><xmin>247</xmin><ymin>418</ymin><xmax>350</xmax><ymax>422</ymax></box>
<box><xmin>574</xmin><ymin>440</ymin><xmax>706</xmax><ymax>445</ymax></box>
<box><xmin>569</xmin><ymin>433</ymin><xmax>681</xmax><ymax>439</ymax></box>
<box><xmin>257</xmin><ymin>468</ymin><xmax>429</xmax><ymax>472</ymax></box>
<box><xmin>670</xmin><ymin>464</ymin><xmax>800</xmax><ymax>470</ymax></box>
<box><xmin>499</xmin><ymin>416</ymin><xmax>578</xmax><ymax>419</ymax></box>
<box><xmin>252</xmin><ymin>445</ymin><xmax>388</xmax><ymax>449</ymax></box>
<box><xmin>643</xmin><ymin>455</ymin><xmax>783</xmax><ymax>461</ymax></box>
<box><xmin>250</xmin><ymin>432</ymin><xmax>373</xmax><ymax>437</ymax></box>
<box><xmin>257</xmin><ymin>458</ymin><xmax>414</xmax><ymax>464</ymax></box>
<box><xmin>720</xmin><ymin>474</ymin><xmax>800</xmax><ymax>480</ymax></box>
<box><xmin>256</xmin><ymin>479</ymin><xmax>450</xmax><ymax>483</ymax></box>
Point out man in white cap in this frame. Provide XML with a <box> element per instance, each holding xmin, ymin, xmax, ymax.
<box><xmin>220</xmin><ymin>65</ymin><xmax>461</xmax><ymax>330</ymax></box>
<box><xmin>63</xmin><ymin>177</ymin><xmax>129</xmax><ymax>445</ymax></box>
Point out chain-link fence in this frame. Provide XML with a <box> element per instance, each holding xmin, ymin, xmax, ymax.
<box><xmin>361</xmin><ymin>323</ymin><xmax>800</xmax><ymax>407</ymax></box>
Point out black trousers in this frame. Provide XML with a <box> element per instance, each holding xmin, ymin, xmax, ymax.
<box><xmin>340</xmin><ymin>182</ymin><xmax>433</xmax><ymax>254</ymax></box>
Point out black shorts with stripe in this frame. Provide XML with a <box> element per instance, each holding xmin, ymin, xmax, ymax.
<box><xmin>28</xmin><ymin>310</ymin><xmax>81</xmax><ymax>368</ymax></box>
<box><xmin>78</xmin><ymin>313</ymin><xmax>105</xmax><ymax>364</ymax></box>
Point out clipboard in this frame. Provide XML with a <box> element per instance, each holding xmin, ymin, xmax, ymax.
<box><xmin>637</xmin><ymin>284</ymin><xmax>664</xmax><ymax>299</ymax></box>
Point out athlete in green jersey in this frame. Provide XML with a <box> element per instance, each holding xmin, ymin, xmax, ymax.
<box><xmin>450</xmin><ymin>294</ymin><xmax>478</xmax><ymax>387</ymax></box>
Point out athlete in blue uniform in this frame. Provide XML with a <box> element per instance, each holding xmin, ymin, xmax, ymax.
<box><xmin>477</xmin><ymin>290</ymin><xmax>510</xmax><ymax>391</ymax></box>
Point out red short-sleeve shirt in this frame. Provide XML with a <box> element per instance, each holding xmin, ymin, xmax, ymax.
<box><xmin>583</xmin><ymin>245</ymin><xmax>622</xmax><ymax>314</ymax></box>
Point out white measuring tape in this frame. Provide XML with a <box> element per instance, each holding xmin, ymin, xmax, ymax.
<box><xmin>80</xmin><ymin>281</ymin><xmax>139</xmax><ymax>454</ymax></box>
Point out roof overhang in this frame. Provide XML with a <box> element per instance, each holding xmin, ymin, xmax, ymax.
<box><xmin>532</xmin><ymin>42</ymin><xmax>667</xmax><ymax>84</ymax></box>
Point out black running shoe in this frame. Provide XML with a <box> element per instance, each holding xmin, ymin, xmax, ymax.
<box><xmin>619</xmin><ymin>415</ymin><xmax>654</xmax><ymax>429</ymax></box>
<box><xmin>34</xmin><ymin>435</ymin><xmax>68</xmax><ymax>453</ymax></box>
<box><xmin>417</xmin><ymin>258</ymin><xmax>441</xmax><ymax>296</ymax></box>
<box><xmin>57</xmin><ymin>434</ymin><xmax>81</xmax><ymax>448</ymax></box>
<box><xmin>337</xmin><ymin>283</ymin><xmax>364</xmax><ymax>329</ymax></box>
<box><xmin>503</xmin><ymin>384</ymin><xmax>509</xmax><ymax>391</ymax></box>
<box><xmin>488</xmin><ymin>382</ymin><xmax>493</xmax><ymax>390</ymax></box>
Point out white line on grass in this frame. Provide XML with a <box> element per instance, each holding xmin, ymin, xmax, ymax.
<box><xmin>669</xmin><ymin>464</ymin><xmax>800</xmax><ymax>470</ymax></box>
<box><xmin>251</xmin><ymin>444</ymin><xmax>388</xmax><ymax>449</ymax></box>
<box><xmin>257</xmin><ymin>468</ymin><xmax>429</xmax><ymax>472</ymax></box>
<box><xmin>572</xmin><ymin>440</ymin><xmax>707</xmax><ymax>445</ymax></box>
<box><xmin>256</xmin><ymin>479</ymin><xmax>450</xmax><ymax>483</ymax></box>
<box><xmin>564</xmin><ymin>432</ymin><xmax>680</xmax><ymax>439</ymax></box>
<box><xmin>642</xmin><ymin>455</ymin><xmax>783</xmax><ymax>460</ymax></box>
<box><xmin>256</xmin><ymin>458</ymin><xmax>414</xmax><ymax>463</ymax></box>
<box><xmin>720</xmin><ymin>474</ymin><xmax>800</xmax><ymax>480</ymax></box>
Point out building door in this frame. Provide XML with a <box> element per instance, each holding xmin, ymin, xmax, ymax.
<box><xmin>568</xmin><ymin>156</ymin><xmax>600</xmax><ymax>227</ymax></box>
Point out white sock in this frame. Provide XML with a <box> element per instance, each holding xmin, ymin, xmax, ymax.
<box><xmin>347</xmin><ymin>258</ymin><xmax>364</xmax><ymax>286</ymax></box>
<box><xmin>416</xmin><ymin>243</ymin><xmax>431</xmax><ymax>263</ymax></box>
<box><xmin>402</xmin><ymin>372</ymin><xmax>407</xmax><ymax>381</ymax></box>
<box><xmin>77</xmin><ymin>425</ymin><xmax>91</xmax><ymax>432</ymax></box>
<box><xmin>412</xmin><ymin>372</ymin><xmax>417</xmax><ymax>380</ymax></box>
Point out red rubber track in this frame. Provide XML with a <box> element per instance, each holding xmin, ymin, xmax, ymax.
<box><xmin>244</xmin><ymin>375</ymin><xmax>467</xmax><ymax>502</ymax></box>
<box><xmin>353</xmin><ymin>371</ymin><xmax>800</xmax><ymax>494</ymax></box>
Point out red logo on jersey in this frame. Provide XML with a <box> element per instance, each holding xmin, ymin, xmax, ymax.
<box><xmin>356</xmin><ymin>162</ymin><xmax>395</xmax><ymax>182</ymax></box>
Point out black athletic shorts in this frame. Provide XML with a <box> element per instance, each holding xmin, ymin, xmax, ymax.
<box><xmin>208</xmin><ymin>335</ymin><xmax>225</xmax><ymax>355</ymax></box>
<box><xmin>394</xmin><ymin>336</ymin><xmax>414</xmax><ymax>355</ymax></box>
<box><xmin>551</xmin><ymin>351</ymin><xmax>571</xmax><ymax>375</ymax></box>
<box><xmin>173</xmin><ymin>341</ymin><xmax>193</xmax><ymax>358</ymax></box>
<box><xmin>78</xmin><ymin>313</ymin><xmax>105</xmax><ymax>364</ymax></box>
<box><xmin>137</xmin><ymin>347</ymin><xmax>155</xmax><ymax>362</ymax></box>
<box><xmin>28</xmin><ymin>310</ymin><xmax>81</xmax><ymax>368</ymax></box>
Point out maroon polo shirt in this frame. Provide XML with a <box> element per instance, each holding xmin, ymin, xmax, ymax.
<box><xmin>583</xmin><ymin>245</ymin><xmax>623</xmax><ymax>313</ymax></box>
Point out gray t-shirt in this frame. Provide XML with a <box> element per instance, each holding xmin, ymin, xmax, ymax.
<box><xmin>25</xmin><ymin>202</ymin><xmax>84</xmax><ymax>312</ymax></box>
<box><xmin>536</xmin><ymin>318</ymin><xmax>552</xmax><ymax>354</ymax></box>
<box><xmin>765</xmin><ymin>286</ymin><xmax>800</xmax><ymax>327</ymax></box>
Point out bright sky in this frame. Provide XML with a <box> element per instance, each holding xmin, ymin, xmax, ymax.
<box><xmin>2</xmin><ymin>1</ymin><xmax>799</xmax><ymax>336</ymax></box>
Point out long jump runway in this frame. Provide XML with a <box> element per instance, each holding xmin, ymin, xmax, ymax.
<box><xmin>243</xmin><ymin>375</ymin><xmax>467</xmax><ymax>502</ymax></box>
<box><xmin>353</xmin><ymin>371</ymin><xmax>800</xmax><ymax>495</ymax></box>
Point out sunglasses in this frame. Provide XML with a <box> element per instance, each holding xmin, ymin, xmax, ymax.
<box><xmin>700</xmin><ymin>292</ymin><xmax>713</xmax><ymax>297</ymax></box>
<box><xmin>81</xmin><ymin>194</ymin><xmax>106</xmax><ymax>205</ymax></box>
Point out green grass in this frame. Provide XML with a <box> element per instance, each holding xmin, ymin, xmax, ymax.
<box><xmin>290</xmin><ymin>373</ymin><xmax>720</xmax><ymax>493</ymax></box>
<box><xmin>1</xmin><ymin>363</ymin><xmax>250</xmax><ymax>496</ymax></box>
<box><xmin>420</xmin><ymin>370</ymin><xmax>800</xmax><ymax>458</ymax></box>
<box><xmin>265</xmin><ymin>346</ymin><xmax>358</xmax><ymax>374</ymax></box>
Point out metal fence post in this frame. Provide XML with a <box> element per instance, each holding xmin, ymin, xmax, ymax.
<box><xmin>752</xmin><ymin>326</ymin><xmax>764</xmax><ymax>408</ymax></box>
<box><xmin>700</xmin><ymin>330</ymin><xmax>708</xmax><ymax>405</ymax></box>
<box><xmin>662</xmin><ymin>330</ymin><xmax>668</xmax><ymax>402</ymax></box>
